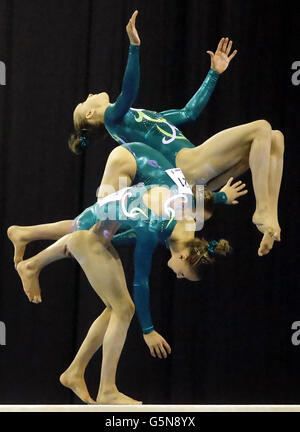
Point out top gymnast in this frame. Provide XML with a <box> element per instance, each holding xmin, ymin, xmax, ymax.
<box><xmin>70</xmin><ymin>10</ymin><xmax>283</xmax><ymax>253</ymax></box>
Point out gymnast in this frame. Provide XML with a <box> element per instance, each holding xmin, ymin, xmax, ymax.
<box><xmin>13</xmin><ymin>147</ymin><xmax>231</xmax><ymax>404</ymax></box>
<box><xmin>10</xmin><ymin>11</ymin><xmax>283</xmax><ymax>259</ymax></box>
<box><xmin>56</xmin><ymin>156</ymin><xmax>241</xmax><ymax>404</ymax></box>
<box><xmin>9</xmin><ymin>141</ymin><xmax>242</xmax><ymax>404</ymax></box>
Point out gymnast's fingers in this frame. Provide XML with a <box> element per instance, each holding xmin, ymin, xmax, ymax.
<box><xmin>228</xmin><ymin>49</ymin><xmax>238</xmax><ymax>61</ymax></box>
<box><xmin>226</xmin><ymin>40</ymin><xmax>233</xmax><ymax>55</ymax></box>
<box><xmin>159</xmin><ymin>344</ymin><xmax>168</xmax><ymax>359</ymax></box>
<box><xmin>163</xmin><ymin>340</ymin><xmax>171</xmax><ymax>354</ymax></box>
<box><xmin>149</xmin><ymin>345</ymin><xmax>156</xmax><ymax>358</ymax></box>
<box><xmin>235</xmin><ymin>182</ymin><xmax>246</xmax><ymax>190</ymax></box>
<box><xmin>131</xmin><ymin>10</ymin><xmax>138</xmax><ymax>26</ymax></box>
<box><xmin>226</xmin><ymin>177</ymin><xmax>234</xmax><ymax>186</ymax></box>
<box><xmin>231</xmin><ymin>180</ymin><xmax>242</xmax><ymax>188</ymax></box>
<box><xmin>222</xmin><ymin>37</ymin><xmax>229</xmax><ymax>52</ymax></box>
<box><xmin>216</xmin><ymin>37</ymin><xmax>224</xmax><ymax>53</ymax></box>
<box><xmin>154</xmin><ymin>345</ymin><xmax>163</xmax><ymax>359</ymax></box>
<box><xmin>237</xmin><ymin>189</ymin><xmax>248</xmax><ymax>196</ymax></box>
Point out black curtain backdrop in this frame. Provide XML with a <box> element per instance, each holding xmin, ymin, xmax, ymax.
<box><xmin>0</xmin><ymin>0</ymin><xmax>299</xmax><ymax>404</ymax></box>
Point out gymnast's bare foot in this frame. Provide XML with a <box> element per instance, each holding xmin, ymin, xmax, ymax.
<box><xmin>7</xmin><ymin>225</ymin><xmax>30</xmax><ymax>268</ymax></box>
<box><xmin>252</xmin><ymin>210</ymin><xmax>280</xmax><ymax>241</ymax></box>
<box><xmin>97</xmin><ymin>389</ymin><xmax>143</xmax><ymax>405</ymax></box>
<box><xmin>258</xmin><ymin>233</ymin><xmax>275</xmax><ymax>256</ymax></box>
<box><xmin>270</xmin><ymin>221</ymin><xmax>281</xmax><ymax>242</ymax></box>
<box><xmin>16</xmin><ymin>260</ymin><xmax>41</xmax><ymax>303</ymax></box>
<box><xmin>60</xmin><ymin>369</ymin><xmax>96</xmax><ymax>404</ymax></box>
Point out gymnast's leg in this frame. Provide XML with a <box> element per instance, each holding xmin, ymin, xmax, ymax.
<box><xmin>7</xmin><ymin>146</ymin><xmax>136</xmax><ymax>267</ymax></box>
<box><xmin>185</xmin><ymin>126</ymin><xmax>284</xmax><ymax>255</ymax></box>
<box><xmin>258</xmin><ymin>130</ymin><xmax>284</xmax><ymax>256</ymax></box>
<box><xmin>60</xmin><ymin>251</ymin><xmax>128</xmax><ymax>403</ymax></box>
<box><xmin>7</xmin><ymin>221</ymin><xmax>74</xmax><ymax>268</ymax></box>
<box><xmin>202</xmin><ymin>128</ymin><xmax>284</xmax><ymax>254</ymax></box>
<box><xmin>176</xmin><ymin>120</ymin><xmax>276</xmax><ymax>237</ymax></box>
<box><xmin>65</xmin><ymin>229</ymin><xmax>141</xmax><ymax>405</ymax></box>
<box><xmin>16</xmin><ymin>233</ymin><xmax>73</xmax><ymax>303</ymax></box>
<box><xmin>60</xmin><ymin>307</ymin><xmax>112</xmax><ymax>404</ymax></box>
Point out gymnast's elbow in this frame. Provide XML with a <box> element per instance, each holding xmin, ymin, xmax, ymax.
<box><xmin>182</xmin><ymin>108</ymin><xmax>198</xmax><ymax>123</ymax></box>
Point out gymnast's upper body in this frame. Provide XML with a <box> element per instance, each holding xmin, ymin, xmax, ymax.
<box><xmin>70</xmin><ymin>10</ymin><xmax>237</xmax><ymax>165</ymax></box>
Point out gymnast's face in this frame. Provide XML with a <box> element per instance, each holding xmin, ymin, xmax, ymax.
<box><xmin>167</xmin><ymin>255</ymin><xmax>199</xmax><ymax>282</ymax></box>
<box><xmin>73</xmin><ymin>92</ymin><xmax>110</xmax><ymax>124</ymax></box>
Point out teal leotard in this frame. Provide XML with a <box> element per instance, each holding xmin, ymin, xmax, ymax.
<box><xmin>73</xmin><ymin>148</ymin><xmax>194</xmax><ymax>334</ymax></box>
<box><xmin>120</xmin><ymin>142</ymin><xmax>226</xmax><ymax>211</ymax></box>
<box><xmin>104</xmin><ymin>45</ymin><xmax>219</xmax><ymax>167</ymax></box>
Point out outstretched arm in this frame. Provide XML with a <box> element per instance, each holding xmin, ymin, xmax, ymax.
<box><xmin>160</xmin><ymin>38</ymin><xmax>237</xmax><ymax>127</ymax></box>
<box><xmin>104</xmin><ymin>11</ymin><xmax>141</xmax><ymax>124</ymax></box>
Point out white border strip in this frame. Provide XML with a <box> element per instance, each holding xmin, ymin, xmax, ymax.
<box><xmin>0</xmin><ymin>405</ymin><xmax>300</xmax><ymax>412</ymax></box>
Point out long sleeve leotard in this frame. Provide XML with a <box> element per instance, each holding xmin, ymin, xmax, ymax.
<box><xmin>104</xmin><ymin>44</ymin><xmax>219</xmax><ymax>166</ymax></box>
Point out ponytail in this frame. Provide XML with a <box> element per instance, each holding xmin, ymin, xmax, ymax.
<box><xmin>186</xmin><ymin>237</ymin><xmax>232</xmax><ymax>277</ymax></box>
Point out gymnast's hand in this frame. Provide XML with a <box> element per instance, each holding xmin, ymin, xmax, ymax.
<box><xmin>126</xmin><ymin>10</ymin><xmax>140</xmax><ymax>46</ymax></box>
<box><xmin>206</xmin><ymin>37</ymin><xmax>237</xmax><ymax>74</ymax></box>
<box><xmin>219</xmin><ymin>177</ymin><xmax>248</xmax><ymax>205</ymax></box>
<box><xmin>143</xmin><ymin>331</ymin><xmax>171</xmax><ymax>359</ymax></box>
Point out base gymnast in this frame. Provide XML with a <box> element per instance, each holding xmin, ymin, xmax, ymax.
<box><xmin>8</xmin><ymin>142</ymin><xmax>244</xmax><ymax>403</ymax></box>
<box><xmin>14</xmin><ymin>151</ymin><xmax>231</xmax><ymax>404</ymax></box>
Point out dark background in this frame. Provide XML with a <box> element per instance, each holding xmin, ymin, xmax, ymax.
<box><xmin>0</xmin><ymin>0</ymin><xmax>299</xmax><ymax>404</ymax></box>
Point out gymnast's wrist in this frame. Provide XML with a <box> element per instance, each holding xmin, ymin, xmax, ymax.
<box><xmin>213</xmin><ymin>191</ymin><xmax>227</xmax><ymax>204</ymax></box>
<box><xmin>129</xmin><ymin>43</ymin><xmax>140</xmax><ymax>48</ymax></box>
<box><xmin>143</xmin><ymin>326</ymin><xmax>154</xmax><ymax>335</ymax></box>
<box><xmin>209</xmin><ymin>68</ymin><xmax>220</xmax><ymax>78</ymax></box>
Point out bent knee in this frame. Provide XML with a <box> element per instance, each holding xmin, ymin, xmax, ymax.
<box><xmin>252</xmin><ymin>119</ymin><xmax>272</xmax><ymax>134</ymax></box>
<box><xmin>272</xmin><ymin>129</ymin><xmax>284</xmax><ymax>142</ymax></box>
<box><xmin>107</xmin><ymin>146</ymin><xmax>136</xmax><ymax>176</ymax></box>
<box><xmin>67</xmin><ymin>230</ymin><xmax>96</xmax><ymax>254</ymax></box>
<box><xmin>117</xmin><ymin>300</ymin><xmax>135</xmax><ymax>321</ymax></box>
<box><xmin>271</xmin><ymin>130</ymin><xmax>285</xmax><ymax>154</ymax></box>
